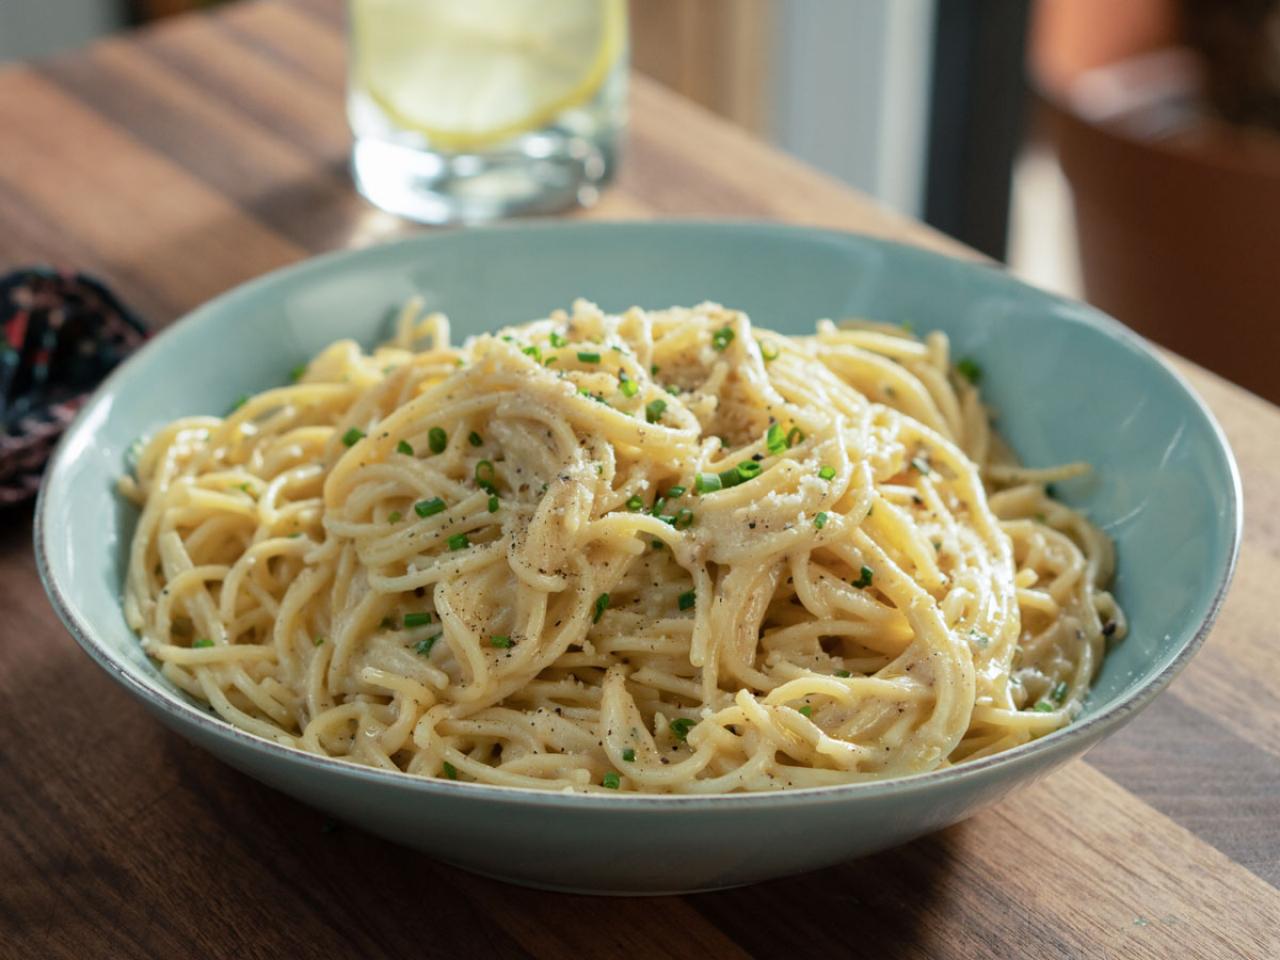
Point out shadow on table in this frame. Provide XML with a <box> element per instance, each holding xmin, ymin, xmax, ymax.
<box><xmin>159</xmin><ymin>727</ymin><xmax>964</xmax><ymax>960</ymax></box>
<box><xmin>689</xmin><ymin>832</ymin><xmax>961</xmax><ymax>958</ymax></box>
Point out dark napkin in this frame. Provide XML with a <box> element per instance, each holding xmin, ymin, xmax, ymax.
<box><xmin>1</xmin><ymin>268</ymin><xmax>147</xmax><ymax>505</ymax></box>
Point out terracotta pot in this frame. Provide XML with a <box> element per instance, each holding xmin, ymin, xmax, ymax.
<box><xmin>1030</xmin><ymin>0</ymin><xmax>1280</xmax><ymax>403</ymax></box>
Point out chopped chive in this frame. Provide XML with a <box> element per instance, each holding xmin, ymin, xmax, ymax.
<box><xmin>814</xmin><ymin>512</ymin><xmax>829</xmax><ymax>530</ymax></box>
<box><xmin>468</xmin><ymin>431</ymin><xmax>483</xmax><ymax>447</ymax></box>
<box><xmin>626</xmin><ymin>494</ymin><xmax>644</xmax><ymax>511</ymax></box>
<box><xmin>766</xmin><ymin>422</ymin><xmax>787</xmax><ymax>455</ymax></box>
<box><xmin>619</xmin><ymin>373</ymin><xmax>639</xmax><ymax>398</ymax></box>
<box><xmin>289</xmin><ymin>363</ymin><xmax>307</xmax><ymax>382</ymax></box>
<box><xmin>1051</xmin><ymin>680</ymin><xmax>1069</xmax><ymax>703</ymax></box>
<box><xmin>593</xmin><ymin>593</ymin><xmax>610</xmax><ymax>623</ymax></box>
<box><xmin>577</xmin><ymin>351</ymin><xmax>601</xmax><ymax>364</ymax></box>
<box><xmin>550</xmin><ymin>331</ymin><xmax>568</xmax><ymax>348</ymax></box>
<box><xmin>711</xmin><ymin>326</ymin><xmax>735</xmax><ymax>351</ymax></box>
<box><xmin>622</xmin><ymin>748</ymin><xmax>636</xmax><ymax>762</ymax></box>
<box><xmin>602</xmin><ymin>772</ymin><xmax>621</xmax><ymax>790</ymax></box>
<box><xmin>228</xmin><ymin>394</ymin><xmax>249</xmax><ymax>414</ymax></box>
<box><xmin>388</xmin><ymin>511</ymin><xmax>402</xmax><ymax>523</ymax></box>
<box><xmin>415</xmin><ymin>634</ymin><xmax>440</xmax><ymax>655</ymax></box>
<box><xmin>835</xmin><ymin>669</ymin><xmax>852</xmax><ymax>678</ymax></box>
<box><xmin>522</xmin><ymin>344</ymin><xmax>543</xmax><ymax>363</ymax></box>
<box><xmin>650</xmin><ymin>364</ymin><xmax>660</xmax><ymax>376</ymax></box>
<box><xmin>818</xmin><ymin>465</ymin><xmax>836</xmax><ymax>481</ymax></box>
<box><xmin>1033</xmin><ymin>700</ymin><xmax>1055</xmax><ymax>713</ymax></box>
<box><xmin>396</xmin><ymin>440</ymin><xmax>414</xmax><ymax>456</ymax></box>
<box><xmin>678</xmin><ymin>590</ymin><xmax>696</xmax><ymax>611</ymax></box>
<box><xmin>442</xmin><ymin>761</ymin><xmax>458</xmax><ymax>780</ymax></box>
<box><xmin>956</xmin><ymin>357</ymin><xmax>982</xmax><ymax>384</ymax></box>
<box><xmin>414</xmin><ymin>497</ymin><xmax>446</xmax><ymax>518</ymax></box>
<box><xmin>786</xmin><ymin>426</ymin><xmax>805</xmax><ymax>447</ymax></box>
<box><xmin>758</xmin><ymin>339</ymin><xmax>779</xmax><ymax>362</ymax></box>
<box><xmin>475</xmin><ymin>459</ymin><xmax>496</xmax><ymax>491</ymax></box>
<box><xmin>403</xmin><ymin>612</ymin><xmax>432</xmax><ymax>628</ymax></box>
<box><xmin>714</xmin><ymin>461</ymin><xmax>760</xmax><ymax>490</ymax></box>
<box><xmin>666</xmin><ymin>485</ymin><xmax>686</xmax><ymax>498</ymax></box>
<box><xmin>969</xmin><ymin>629</ymin><xmax>991</xmax><ymax>648</ymax></box>
<box><xmin>313</xmin><ymin>636</ymin><xmax>325</xmax><ymax>646</ymax></box>
<box><xmin>695</xmin><ymin>472</ymin><xmax>722</xmax><ymax>494</ymax></box>
<box><xmin>717</xmin><ymin>467</ymin><xmax>741</xmax><ymax>488</ymax></box>
<box><xmin>192</xmin><ymin>638</ymin><xmax>214</xmax><ymax>649</ymax></box>
<box><xmin>499</xmin><ymin>335</ymin><xmax>514</xmax><ymax>343</ymax></box>
<box><xmin>674</xmin><ymin>508</ymin><xmax>695</xmax><ymax>530</ymax></box>
<box><xmin>428</xmin><ymin>427</ymin><xmax>447</xmax><ymax>454</ymax></box>
<box><xmin>490</xmin><ymin>635</ymin><xmax>513</xmax><ymax>648</ymax></box>
<box><xmin>545</xmin><ymin>355</ymin><xmax>558</xmax><ymax>366</ymax></box>
<box><xmin>645</xmin><ymin>398</ymin><xmax>667</xmax><ymax>423</ymax></box>
<box><xmin>488</xmin><ymin>494</ymin><xmax>499</xmax><ymax>513</ymax></box>
<box><xmin>341</xmin><ymin>427</ymin><xmax>365</xmax><ymax>447</ymax></box>
<box><xmin>665</xmin><ymin>384</ymin><xmax>679</xmax><ymax>396</ymax></box>
<box><xmin>798</xmin><ymin>705</ymin><xmax>813</xmax><ymax>718</ymax></box>
<box><xmin>446</xmin><ymin>533</ymin><xmax>470</xmax><ymax>551</ymax></box>
<box><xmin>650</xmin><ymin>496</ymin><xmax>667</xmax><ymax>517</ymax></box>
<box><xmin>669</xmin><ymin>718</ymin><xmax>696</xmax><ymax>741</ymax></box>
<box><xmin>853</xmin><ymin>565</ymin><xmax>874</xmax><ymax>589</ymax></box>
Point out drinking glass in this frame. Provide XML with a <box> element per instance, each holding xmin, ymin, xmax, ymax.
<box><xmin>349</xmin><ymin>0</ymin><xmax>628</xmax><ymax>224</ymax></box>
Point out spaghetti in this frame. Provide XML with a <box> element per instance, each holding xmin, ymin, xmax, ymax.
<box><xmin>121</xmin><ymin>300</ymin><xmax>1125</xmax><ymax>792</ymax></box>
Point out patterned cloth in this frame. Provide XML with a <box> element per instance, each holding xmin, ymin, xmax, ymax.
<box><xmin>1</xmin><ymin>268</ymin><xmax>147</xmax><ymax>505</ymax></box>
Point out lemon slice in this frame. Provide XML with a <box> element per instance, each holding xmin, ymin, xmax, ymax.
<box><xmin>353</xmin><ymin>0</ymin><xmax>626</xmax><ymax>152</ymax></box>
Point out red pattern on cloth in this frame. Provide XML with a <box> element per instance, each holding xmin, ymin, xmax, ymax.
<box><xmin>1</xmin><ymin>268</ymin><xmax>147</xmax><ymax>505</ymax></box>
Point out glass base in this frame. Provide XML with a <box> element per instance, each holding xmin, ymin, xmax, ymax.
<box><xmin>351</xmin><ymin>133</ymin><xmax>616</xmax><ymax>225</ymax></box>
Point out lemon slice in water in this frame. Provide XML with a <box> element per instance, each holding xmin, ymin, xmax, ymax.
<box><xmin>353</xmin><ymin>0</ymin><xmax>626</xmax><ymax>152</ymax></box>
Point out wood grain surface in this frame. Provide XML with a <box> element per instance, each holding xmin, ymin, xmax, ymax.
<box><xmin>1</xmin><ymin>1</ymin><xmax>1277</xmax><ymax>957</ymax></box>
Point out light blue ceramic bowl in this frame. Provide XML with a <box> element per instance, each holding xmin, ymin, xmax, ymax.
<box><xmin>36</xmin><ymin>222</ymin><xmax>1240</xmax><ymax>894</ymax></box>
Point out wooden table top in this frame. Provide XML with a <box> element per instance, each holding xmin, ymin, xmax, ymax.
<box><xmin>2</xmin><ymin>1</ymin><xmax>1277</xmax><ymax>957</ymax></box>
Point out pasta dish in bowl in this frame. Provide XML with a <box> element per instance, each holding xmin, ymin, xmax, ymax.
<box><xmin>122</xmin><ymin>299</ymin><xmax>1124</xmax><ymax>794</ymax></box>
<box><xmin>37</xmin><ymin>222</ymin><xmax>1236</xmax><ymax>891</ymax></box>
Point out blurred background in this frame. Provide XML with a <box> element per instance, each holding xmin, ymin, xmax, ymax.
<box><xmin>2</xmin><ymin>0</ymin><xmax>1277</xmax><ymax>401</ymax></box>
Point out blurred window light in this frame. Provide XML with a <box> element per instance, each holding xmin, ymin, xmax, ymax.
<box><xmin>770</xmin><ymin>0</ymin><xmax>936</xmax><ymax>217</ymax></box>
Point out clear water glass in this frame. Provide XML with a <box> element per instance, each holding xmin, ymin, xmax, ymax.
<box><xmin>348</xmin><ymin>0</ymin><xmax>628</xmax><ymax>225</ymax></box>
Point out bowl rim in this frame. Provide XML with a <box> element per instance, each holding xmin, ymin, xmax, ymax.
<box><xmin>34</xmin><ymin>219</ymin><xmax>1243</xmax><ymax>810</ymax></box>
